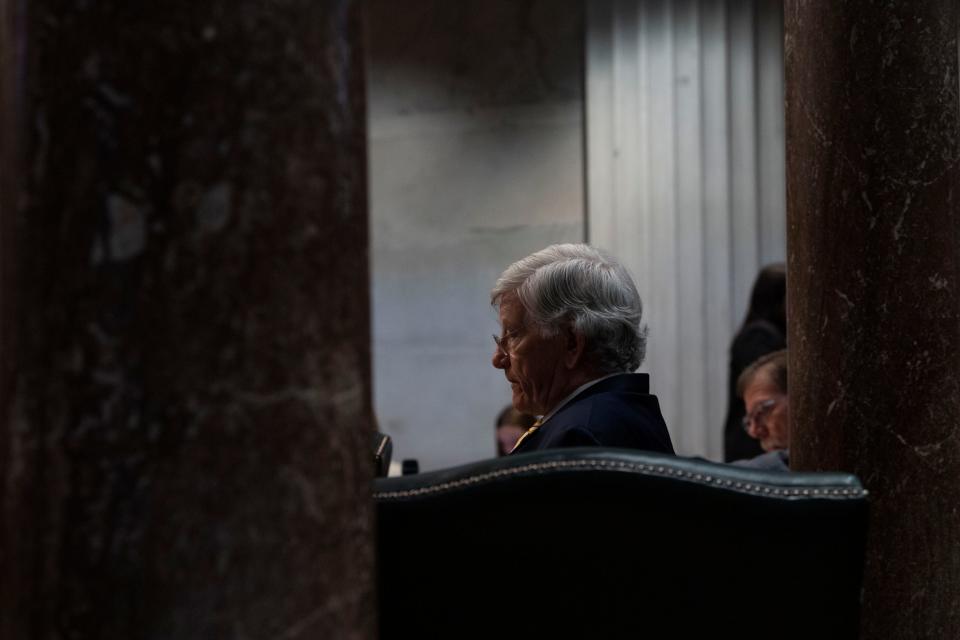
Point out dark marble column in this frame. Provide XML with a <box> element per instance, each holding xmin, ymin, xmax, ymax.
<box><xmin>0</xmin><ymin>1</ymin><xmax>374</xmax><ymax>638</ymax></box>
<box><xmin>785</xmin><ymin>2</ymin><xmax>960</xmax><ymax>638</ymax></box>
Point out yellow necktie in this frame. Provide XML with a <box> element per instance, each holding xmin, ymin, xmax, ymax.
<box><xmin>509</xmin><ymin>419</ymin><xmax>542</xmax><ymax>454</ymax></box>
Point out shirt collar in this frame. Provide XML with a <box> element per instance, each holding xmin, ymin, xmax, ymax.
<box><xmin>537</xmin><ymin>372</ymin><xmax>622</xmax><ymax>425</ymax></box>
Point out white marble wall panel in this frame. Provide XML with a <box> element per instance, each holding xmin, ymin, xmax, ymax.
<box><xmin>587</xmin><ymin>0</ymin><xmax>787</xmax><ymax>460</ymax></box>
<box><xmin>366</xmin><ymin>1</ymin><xmax>585</xmax><ymax>471</ymax></box>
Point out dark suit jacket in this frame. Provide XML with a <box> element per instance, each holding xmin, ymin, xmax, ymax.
<box><xmin>512</xmin><ymin>373</ymin><xmax>674</xmax><ymax>455</ymax></box>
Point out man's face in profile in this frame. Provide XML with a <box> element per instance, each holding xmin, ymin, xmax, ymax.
<box><xmin>742</xmin><ymin>372</ymin><xmax>789</xmax><ymax>452</ymax></box>
<box><xmin>492</xmin><ymin>292</ymin><xmax>566</xmax><ymax>415</ymax></box>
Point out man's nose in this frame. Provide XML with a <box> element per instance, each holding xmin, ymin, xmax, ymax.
<box><xmin>492</xmin><ymin>348</ymin><xmax>508</xmax><ymax>369</ymax></box>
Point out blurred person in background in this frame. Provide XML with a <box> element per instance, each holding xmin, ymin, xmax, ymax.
<box><xmin>733</xmin><ymin>349</ymin><xmax>789</xmax><ymax>471</ymax></box>
<box><xmin>724</xmin><ymin>264</ymin><xmax>786</xmax><ymax>462</ymax></box>
<box><xmin>495</xmin><ymin>405</ymin><xmax>537</xmax><ymax>456</ymax></box>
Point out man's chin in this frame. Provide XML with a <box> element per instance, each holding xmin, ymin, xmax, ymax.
<box><xmin>512</xmin><ymin>392</ymin><xmax>532</xmax><ymax>415</ymax></box>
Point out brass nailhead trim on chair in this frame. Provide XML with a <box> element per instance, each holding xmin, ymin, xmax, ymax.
<box><xmin>373</xmin><ymin>459</ymin><xmax>869</xmax><ymax>501</ymax></box>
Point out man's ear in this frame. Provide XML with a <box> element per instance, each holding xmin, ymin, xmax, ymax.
<box><xmin>563</xmin><ymin>326</ymin><xmax>587</xmax><ymax>369</ymax></box>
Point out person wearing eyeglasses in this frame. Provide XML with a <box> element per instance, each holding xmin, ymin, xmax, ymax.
<box><xmin>490</xmin><ymin>244</ymin><xmax>674</xmax><ymax>455</ymax></box>
<box><xmin>733</xmin><ymin>349</ymin><xmax>789</xmax><ymax>471</ymax></box>
<box><xmin>723</xmin><ymin>264</ymin><xmax>786</xmax><ymax>463</ymax></box>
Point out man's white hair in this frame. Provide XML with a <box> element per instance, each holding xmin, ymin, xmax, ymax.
<box><xmin>491</xmin><ymin>243</ymin><xmax>648</xmax><ymax>373</ymax></box>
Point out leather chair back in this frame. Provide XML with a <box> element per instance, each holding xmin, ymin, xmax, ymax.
<box><xmin>375</xmin><ymin>448</ymin><xmax>868</xmax><ymax>639</ymax></box>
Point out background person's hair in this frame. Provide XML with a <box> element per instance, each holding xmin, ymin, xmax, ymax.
<box><xmin>491</xmin><ymin>243</ymin><xmax>647</xmax><ymax>373</ymax></box>
<box><xmin>495</xmin><ymin>405</ymin><xmax>537</xmax><ymax>429</ymax></box>
<box><xmin>743</xmin><ymin>263</ymin><xmax>787</xmax><ymax>333</ymax></box>
<box><xmin>737</xmin><ymin>349</ymin><xmax>788</xmax><ymax>397</ymax></box>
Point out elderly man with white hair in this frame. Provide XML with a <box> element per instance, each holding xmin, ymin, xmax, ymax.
<box><xmin>491</xmin><ymin>244</ymin><xmax>675</xmax><ymax>455</ymax></box>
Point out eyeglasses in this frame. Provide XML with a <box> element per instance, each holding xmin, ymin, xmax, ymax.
<box><xmin>741</xmin><ymin>397</ymin><xmax>781</xmax><ymax>433</ymax></box>
<box><xmin>492</xmin><ymin>328</ymin><xmax>521</xmax><ymax>354</ymax></box>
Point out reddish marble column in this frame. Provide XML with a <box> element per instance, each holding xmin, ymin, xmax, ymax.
<box><xmin>0</xmin><ymin>1</ymin><xmax>374</xmax><ymax>638</ymax></box>
<box><xmin>785</xmin><ymin>2</ymin><xmax>960</xmax><ymax>638</ymax></box>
